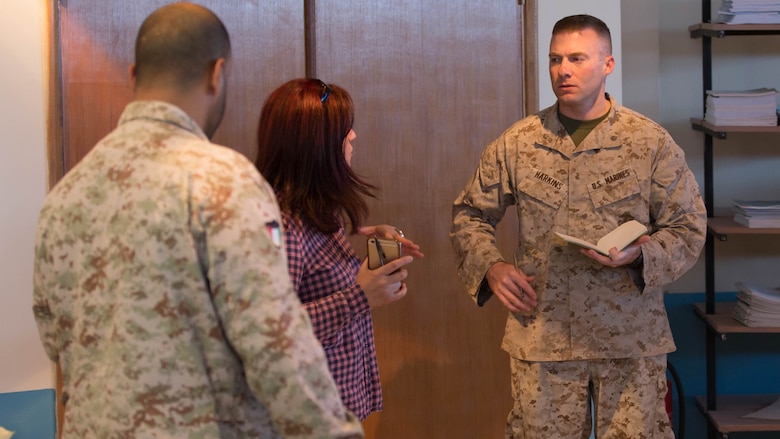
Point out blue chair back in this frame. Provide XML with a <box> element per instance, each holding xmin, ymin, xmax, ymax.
<box><xmin>0</xmin><ymin>389</ymin><xmax>56</xmax><ymax>439</ymax></box>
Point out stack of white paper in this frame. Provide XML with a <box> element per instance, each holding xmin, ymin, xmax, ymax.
<box><xmin>716</xmin><ymin>0</ymin><xmax>780</xmax><ymax>24</ymax></box>
<box><xmin>733</xmin><ymin>200</ymin><xmax>780</xmax><ymax>228</ymax></box>
<box><xmin>733</xmin><ymin>281</ymin><xmax>780</xmax><ymax>327</ymax></box>
<box><xmin>705</xmin><ymin>88</ymin><xmax>779</xmax><ymax>126</ymax></box>
<box><xmin>743</xmin><ymin>396</ymin><xmax>780</xmax><ymax>420</ymax></box>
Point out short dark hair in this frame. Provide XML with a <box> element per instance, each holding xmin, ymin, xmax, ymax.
<box><xmin>134</xmin><ymin>3</ymin><xmax>231</xmax><ymax>89</ymax></box>
<box><xmin>255</xmin><ymin>78</ymin><xmax>376</xmax><ymax>234</ymax></box>
<box><xmin>552</xmin><ymin>14</ymin><xmax>612</xmax><ymax>54</ymax></box>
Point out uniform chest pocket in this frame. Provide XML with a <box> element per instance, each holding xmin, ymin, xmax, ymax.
<box><xmin>517</xmin><ymin>173</ymin><xmax>566</xmax><ymax>211</ymax></box>
<box><xmin>587</xmin><ymin>169</ymin><xmax>640</xmax><ymax>209</ymax></box>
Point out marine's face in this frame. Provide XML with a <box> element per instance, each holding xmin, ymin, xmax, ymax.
<box><xmin>549</xmin><ymin>28</ymin><xmax>613</xmax><ymax>118</ymax></box>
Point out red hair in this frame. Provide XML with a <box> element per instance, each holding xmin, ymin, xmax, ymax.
<box><xmin>255</xmin><ymin>78</ymin><xmax>376</xmax><ymax>234</ymax></box>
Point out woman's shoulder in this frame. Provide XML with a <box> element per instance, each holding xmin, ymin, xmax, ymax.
<box><xmin>282</xmin><ymin>211</ymin><xmax>338</xmax><ymax>246</ymax></box>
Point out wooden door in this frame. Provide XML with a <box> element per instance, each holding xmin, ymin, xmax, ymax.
<box><xmin>56</xmin><ymin>0</ymin><xmax>304</xmax><ymax>171</ymax></box>
<box><xmin>52</xmin><ymin>1</ymin><xmax>305</xmax><ymax>435</ymax></box>
<box><xmin>52</xmin><ymin>1</ymin><xmax>535</xmax><ymax>437</ymax></box>
<box><xmin>314</xmin><ymin>1</ymin><xmax>532</xmax><ymax>438</ymax></box>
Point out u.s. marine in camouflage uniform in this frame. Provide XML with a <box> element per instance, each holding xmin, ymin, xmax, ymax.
<box><xmin>450</xmin><ymin>14</ymin><xmax>706</xmax><ymax>439</ymax></box>
<box><xmin>32</xmin><ymin>3</ymin><xmax>362</xmax><ymax>439</ymax></box>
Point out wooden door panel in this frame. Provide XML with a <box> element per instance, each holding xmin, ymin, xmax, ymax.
<box><xmin>63</xmin><ymin>82</ymin><xmax>133</xmax><ymax>169</ymax></box>
<box><xmin>57</xmin><ymin>1</ymin><xmax>531</xmax><ymax>437</ymax></box>
<box><xmin>315</xmin><ymin>1</ymin><xmax>527</xmax><ymax>438</ymax></box>
<box><xmin>58</xmin><ymin>0</ymin><xmax>304</xmax><ymax>173</ymax></box>
<box><xmin>55</xmin><ymin>2</ymin><xmax>304</xmax><ymax>436</ymax></box>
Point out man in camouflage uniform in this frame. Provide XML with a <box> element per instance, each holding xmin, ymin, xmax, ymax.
<box><xmin>32</xmin><ymin>3</ymin><xmax>363</xmax><ymax>438</ymax></box>
<box><xmin>450</xmin><ymin>14</ymin><xmax>706</xmax><ymax>438</ymax></box>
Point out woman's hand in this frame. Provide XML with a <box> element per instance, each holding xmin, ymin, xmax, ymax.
<box><xmin>357</xmin><ymin>224</ymin><xmax>424</xmax><ymax>259</ymax></box>
<box><xmin>356</xmin><ymin>256</ymin><xmax>413</xmax><ymax>309</ymax></box>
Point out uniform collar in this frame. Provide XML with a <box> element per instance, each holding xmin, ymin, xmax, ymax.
<box><xmin>118</xmin><ymin>100</ymin><xmax>208</xmax><ymax>140</ymax></box>
<box><xmin>536</xmin><ymin>93</ymin><xmax>622</xmax><ymax>158</ymax></box>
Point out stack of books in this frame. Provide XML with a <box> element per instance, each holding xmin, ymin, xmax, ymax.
<box><xmin>716</xmin><ymin>0</ymin><xmax>780</xmax><ymax>24</ymax></box>
<box><xmin>704</xmin><ymin>88</ymin><xmax>779</xmax><ymax>126</ymax></box>
<box><xmin>733</xmin><ymin>200</ymin><xmax>780</xmax><ymax>228</ymax></box>
<box><xmin>733</xmin><ymin>281</ymin><xmax>780</xmax><ymax>327</ymax></box>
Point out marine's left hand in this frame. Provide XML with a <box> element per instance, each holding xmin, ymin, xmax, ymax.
<box><xmin>358</xmin><ymin>224</ymin><xmax>425</xmax><ymax>259</ymax></box>
<box><xmin>582</xmin><ymin>234</ymin><xmax>651</xmax><ymax>268</ymax></box>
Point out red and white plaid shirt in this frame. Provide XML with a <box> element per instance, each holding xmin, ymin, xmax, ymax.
<box><xmin>282</xmin><ymin>211</ymin><xmax>382</xmax><ymax>420</ymax></box>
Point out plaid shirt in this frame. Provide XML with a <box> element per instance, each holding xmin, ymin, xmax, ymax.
<box><xmin>282</xmin><ymin>211</ymin><xmax>382</xmax><ymax>420</ymax></box>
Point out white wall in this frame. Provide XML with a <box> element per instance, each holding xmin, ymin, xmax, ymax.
<box><xmin>658</xmin><ymin>0</ymin><xmax>780</xmax><ymax>292</ymax></box>
<box><xmin>0</xmin><ymin>1</ymin><xmax>53</xmax><ymax>392</ymax></box>
<box><xmin>537</xmin><ymin>1</ymin><xmax>623</xmax><ymax>109</ymax></box>
<box><xmin>621</xmin><ymin>0</ymin><xmax>661</xmax><ymax>121</ymax></box>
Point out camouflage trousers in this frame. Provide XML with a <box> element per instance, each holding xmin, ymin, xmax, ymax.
<box><xmin>505</xmin><ymin>354</ymin><xmax>673</xmax><ymax>439</ymax></box>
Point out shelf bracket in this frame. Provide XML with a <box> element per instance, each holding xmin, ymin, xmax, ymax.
<box><xmin>691</xmin><ymin>121</ymin><xmax>728</xmax><ymax>139</ymax></box>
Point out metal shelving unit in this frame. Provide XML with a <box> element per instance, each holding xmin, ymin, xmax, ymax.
<box><xmin>690</xmin><ymin>3</ymin><xmax>780</xmax><ymax>438</ymax></box>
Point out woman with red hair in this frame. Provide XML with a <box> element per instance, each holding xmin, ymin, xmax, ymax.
<box><xmin>255</xmin><ymin>78</ymin><xmax>423</xmax><ymax>420</ymax></box>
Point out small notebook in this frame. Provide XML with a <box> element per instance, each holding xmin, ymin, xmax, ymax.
<box><xmin>554</xmin><ymin>220</ymin><xmax>648</xmax><ymax>256</ymax></box>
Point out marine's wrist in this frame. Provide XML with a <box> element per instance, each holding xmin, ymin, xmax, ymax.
<box><xmin>627</xmin><ymin>251</ymin><xmax>644</xmax><ymax>269</ymax></box>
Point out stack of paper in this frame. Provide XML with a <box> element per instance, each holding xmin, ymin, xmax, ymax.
<box><xmin>733</xmin><ymin>281</ymin><xmax>780</xmax><ymax>327</ymax></box>
<box><xmin>743</xmin><ymin>396</ymin><xmax>780</xmax><ymax>420</ymax></box>
<box><xmin>705</xmin><ymin>88</ymin><xmax>779</xmax><ymax>126</ymax></box>
<box><xmin>716</xmin><ymin>0</ymin><xmax>780</xmax><ymax>24</ymax></box>
<box><xmin>733</xmin><ymin>200</ymin><xmax>780</xmax><ymax>228</ymax></box>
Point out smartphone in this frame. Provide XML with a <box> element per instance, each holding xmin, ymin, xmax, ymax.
<box><xmin>367</xmin><ymin>237</ymin><xmax>402</xmax><ymax>269</ymax></box>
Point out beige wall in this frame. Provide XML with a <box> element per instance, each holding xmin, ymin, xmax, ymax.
<box><xmin>0</xmin><ymin>0</ymin><xmax>52</xmax><ymax>392</ymax></box>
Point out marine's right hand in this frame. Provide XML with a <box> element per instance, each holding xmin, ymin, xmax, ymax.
<box><xmin>486</xmin><ymin>262</ymin><xmax>537</xmax><ymax>314</ymax></box>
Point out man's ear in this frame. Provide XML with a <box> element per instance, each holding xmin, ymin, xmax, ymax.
<box><xmin>603</xmin><ymin>54</ymin><xmax>615</xmax><ymax>75</ymax></box>
<box><xmin>207</xmin><ymin>58</ymin><xmax>227</xmax><ymax>96</ymax></box>
<box><xmin>129</xmin><ymin>64</ymin><xmax>137</xmax><ymax>87</ymax></box>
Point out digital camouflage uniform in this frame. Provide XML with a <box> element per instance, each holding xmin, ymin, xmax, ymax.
<box><xmin>33</xmin><ymin>101</ymin><xmax>364</xmax><ymax>439</ymax></box>
<box><xmin>450</xmin><ymin>96</ymin><xmax>706</xmax><ymax>438</ymax></box>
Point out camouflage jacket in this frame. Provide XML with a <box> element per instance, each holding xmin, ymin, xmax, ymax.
<box><xmin>450</xmin><ymin>96</ymin><xmax>707</xmax><ymax>361</ymax></box>
<box><xmin>33</xmin><ymin>101</ymin><xmax>363</xmax><ymax>438</ymax></box>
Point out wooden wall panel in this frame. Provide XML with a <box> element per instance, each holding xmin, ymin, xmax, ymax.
<box><xmin>315</xmin><ymin>1</ymin><xmax>528</xmax><ymax>438</ymax></box>
<box><xmin>55</xmin><ymin>1</ymin><xmax>534</xmax><ymax>437</ymax></box>
<box><xmin>54</xmin><ymin>2</ymin><xmax>305</xmax><ymax>435</ymax></box>
<box><xmin>58</xmin><ymin>0</ymin><xmax>305</xmax><ymax>177</ymax></box>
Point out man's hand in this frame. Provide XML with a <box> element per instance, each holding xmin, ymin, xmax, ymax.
<box><xmin>581</xmin><ymin>235</ymin><xmax>651</xmax><ymax>267</ymax></box>
<box><xmin>485</xmin><ymin>262</ymin><xmax>538</xmax><ymax>314</ymax></box>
